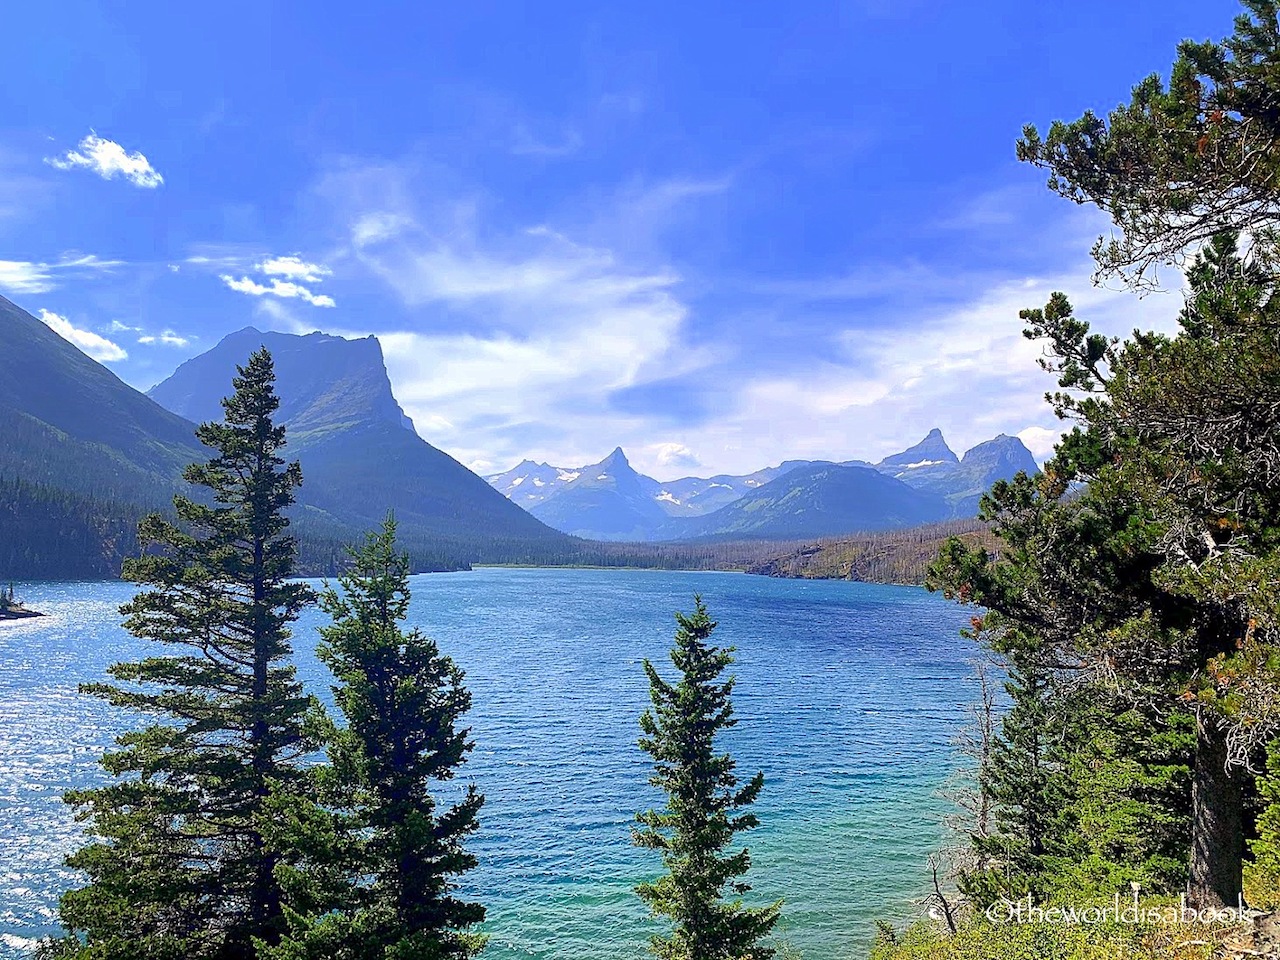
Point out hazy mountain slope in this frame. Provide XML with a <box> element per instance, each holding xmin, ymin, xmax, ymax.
<box><xmin>486</xmin><ymin>460</ymin><xmax>582</xmax><ymax>510</ymax></box>
<box><xmin>945</xmin><ymin>434</ymin><xmax>1040</xmax><ymax>514</ymax></box>
<box><xmin>0</xmin><ymin>295</ymin><xmax>201</xmax><ymax>502</ymax></box>
<box><xmin>148</xmin><ymin>327</ymin><xmax>569</xmax><ymax>554</ymax></box>
<box><xmin>527</xmin><ymin>448</ymin><xmax>668</xmax><ymax>540</ymax></box>
<box><xmin>486</xmin><ymin>453</ymin><xmax>830</xmax><ymax>537</ymax></box>
<box><xmin>873</xmin><ymin>427</ymin><xmax>961</xmax><ymax>493</ymax></box>
<box><xmin>488</xmin><ymin>428</ymin><xmax>1036</xmax><ymax>541</ymax></box>
<box><xmin>654</xmin><ymin>461</ymin><xmax>821</xmax><ymax>517</ymax></box>
<box><xmin>874</xmin><ymin>428</ymin><xmax>1039</xmax><ymax>515</ymax></box>
<box><xmin>667</xmin><ymin>463</ymin><xmax>950</xmax><ymax>539</ymax></box>
<box><xmin>876</xmin><ymin>427</ymin><xmax>958</xmax><ymax>471</ymax></box>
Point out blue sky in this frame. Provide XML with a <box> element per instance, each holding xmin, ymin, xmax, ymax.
<box><xmin>0</xmin><ymin>0</ymin><xmax>1238</xmax><ymax>479</ymax></box>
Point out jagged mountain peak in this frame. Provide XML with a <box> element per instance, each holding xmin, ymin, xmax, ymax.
<box><xmin>150</xmin><ymin>327</ymin><xmax>414</xmax><ymax>435</ymax></box>
<box><xmin>145</xmin><ymin>326</ymin><xmax>564</xmax><ymax>549</ymax></box>
<box><xmin>877</xmin><ymin>428</ymin><xmax>959</xmax><ymax>469</ymax></box>
<box><xmin>487</xmin><ymin>428</ymin><xmax>1040</xmax><ymax>541</ymax></box>
<box><xmin>960</xmin><ymin>433</ymin><xmax>1038</xmax><ymax>470</ymax></box>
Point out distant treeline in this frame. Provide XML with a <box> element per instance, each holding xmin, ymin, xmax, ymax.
<box><xmin>742</xmin><ymin>518</ymin><xmax>996</xmax><ymax>584</ymax></box>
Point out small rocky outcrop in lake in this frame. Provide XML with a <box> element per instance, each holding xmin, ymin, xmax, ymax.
<box><xmin>0</xmin><ymin>604</ymin><xmax>44</xmax><ymax>620</ymax></box>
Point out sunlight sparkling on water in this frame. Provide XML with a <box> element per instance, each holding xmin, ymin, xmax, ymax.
<box><xmin>0</xmin><ymin>569</ymin><xmax>974</xmax><ymax>960</ymax></box>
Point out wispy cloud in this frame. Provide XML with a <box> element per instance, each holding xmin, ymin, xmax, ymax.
<box><xmin>0</xmin><ymin>254</ymin><xmax>123</xmax><ymax>295</ymax></box>
<box><xmin>40</xmin><ymin>309</ymin><xmax>127</xmax><ymax>362</ymax></box>
<box><xmin>217</xmin><ymin>254</ymin><xmax>336</xmax><ymax>307</ymax></box>
<box><xmin>0</xmin><ymin>261</ymin><xmax>53</xmax><ymax>294</ymax></box>
<box><xmin>46</xmin><ymin>133</ymin><xmax>164</xmax><ymax>188</ymax></box>
<box><xmin>319</xmin><ymin>163</ymin><xmax>714</xmax><ymax>474</ymax></box>
<box><xmin>310</xmin><ymin>151</ymin><xmax>1186</xmax><ymax>478</ymax></box>
<box><xmin>138</xmin><ymin>330</ymin><xmax>190</xmax><ymax>347</ymax></box>
<box><xmin>511</xmin><ymin>122</ymin><xmax>583</xmax><ymax>158</ymax></box>
<box><xmin>696</xmin><ymin>268</ymin><xmax>1183</xmax><ymax>470</ymax></box>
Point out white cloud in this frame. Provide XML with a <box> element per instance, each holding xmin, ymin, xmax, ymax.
<box><xmin>109</xmin><ymin>320</ymin><xmax>141</xmax><ymax>332</ymax></box>
<box><xmin>39</xmin><ymin>309</ymin><xmax>127</xmax><ymax>362</ymax></box>
<box><xmin>138</xmin><ymin>330</ymin><xmax>190</xmax><ymax>347</ymax></box>
<box><xmin>1017</xmin><ymin>426</ymin><xmax>1065</xmax><ymax>461</ymax></box>
<box><xmin>343</xmin><ymin>199</ymin><xmax>708</xmax><ymax>475</ymax></box>
<box><xmin>647</xmin><ymin>442</ymin><xmax>702</xmax><ymax>471</ymax></box>
<box><xmin>688</xmin><ymin>269</ymin><xmax>1184</xmax><ymax>472</ymax></box>
<box><xmin>46</xmin><ymin>133</ymin><xmax>163</xmax><ymax>188</ymax></box>
<box><xmin>213</xmin><ymin>253</ymin><xmax>337</xmax><ymax>307</ymax></box>
<box><xmin>257</xmin><ymin>255</ymin><xmax>332</xmax><ymax>283</ymax></box>
<box><xmin>220</xmin><ymin>274</ymin><xmax>336</xmax><ymax>307</ymax></box>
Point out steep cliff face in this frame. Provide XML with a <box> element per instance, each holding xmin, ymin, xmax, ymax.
<box><xmin>149</xmin><ymin>327</ymin><xmax>415</xmax><ymax>436</ymax></box>
<box><xmin>148</xmin><ymin>327</ymin><xmax>568</xmax><ymax>552</ymax></box>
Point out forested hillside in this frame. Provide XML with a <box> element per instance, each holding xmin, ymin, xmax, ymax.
<box><xmin>746</xmin><ymin>519</ymin><xmax>995</xmax><ymax>584</ymax></box>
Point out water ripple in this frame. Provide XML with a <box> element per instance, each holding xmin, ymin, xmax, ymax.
<box><xmin>0</xmin><ymin>569</ymin><xmax>974</xmax><ymax>960</ymax></box>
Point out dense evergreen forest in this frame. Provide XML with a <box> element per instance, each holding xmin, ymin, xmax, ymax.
<box><xmin>0</xmin><ymin>476</ymin><xmax>149</xmax><ymax>579</ymax></box>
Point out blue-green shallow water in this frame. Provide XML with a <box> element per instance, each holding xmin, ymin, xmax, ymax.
<box><xmin>0</xmin><ymin>568</ymin><xmax>974</xmax><ymax>960</ymax></box>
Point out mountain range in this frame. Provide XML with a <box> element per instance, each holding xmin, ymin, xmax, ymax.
<box><xmin>1</xmin><ymin>292</ymin><xmax>1039</xmax><ymax>576</ymax></box>
<box><xmin>486</xmin><ymin>428</ymin><xmax>1038</xmax><ymax>541</ymax></box>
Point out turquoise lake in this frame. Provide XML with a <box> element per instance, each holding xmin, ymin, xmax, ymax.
<box><xmin>0</xmin><ymin>568</ymin><xmax>976</xmax><ymax>959</ymax></box>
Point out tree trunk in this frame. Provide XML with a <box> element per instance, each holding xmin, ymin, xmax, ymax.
<box><xmin>1187</xmin><ymin>713</ymin><xmax>1245</xmax><ymax>909</ymax></box>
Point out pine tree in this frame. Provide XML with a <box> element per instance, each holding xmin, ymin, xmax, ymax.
<box><xmin>634</xmin><ymin>596</ymin><xmax>780</xmax><ymax>960</ymax></box>
<box><xmin>1247</xmin><ymin>739</ymin><xmax>1280</xmax><ymax>908</ymax></box>
<box><xmin>961</xmin><ymin>641</ymin><xmax>1070</xmax><ymax>905</ymax></box>
<box><xmin>42</xmin><ymin>349</ymin><xmax>315</xmax><ymax>960</ymax></box>
<box><xmin>1010</xmin><ymin>1</ymin><xmax>1280</xmax><ymax>906</ymax></box>
<box><xmin>929</xmin><ymin>228</ymin><xmax>1280</xmax><ymax>907</ymax></box>
<box><xmin>268</xmin><ymin>515</ymin><xmax>485</xmax><ymax>960</ymax></box>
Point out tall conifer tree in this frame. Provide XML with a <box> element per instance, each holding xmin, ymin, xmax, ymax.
<box><xmin>268</xmin><ymin>516</ymin><xmax>485</xmax><ymax>960</ymax></box>
<box><xmin>634</xmin><ymin>596</ymin><xmax>780</xmax><ymax>960</ymax></box>
<box><xmin>42</xmin><ymin>349</ymin><xmax>314</xmax><ymax>960</ymax></box>
<box><xmin>960</xmin><ymin>643</ymin><xmax>1071</xmax><ymax>905</ymax></box>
